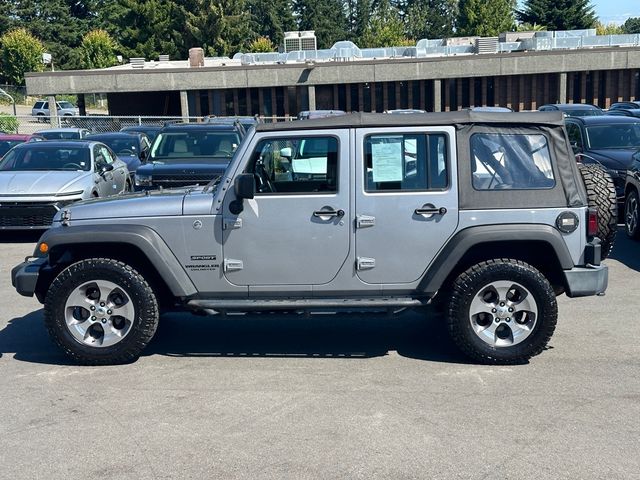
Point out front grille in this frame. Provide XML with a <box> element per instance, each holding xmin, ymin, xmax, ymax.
<box><xmin>0</xmin><ymin>203</ymin><xmax>57</xmax><ymax>228</ymax></box>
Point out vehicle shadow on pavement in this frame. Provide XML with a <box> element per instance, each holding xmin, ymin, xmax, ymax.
<box><xmin>145</xmin><ymin>309</ymin><xmax>471</xmax><ymax>364</ymax></box>
<box><xmin>0</xmin><ymin>309</ymin><xmax>470</xmax><ymax>365</ymax></box>
<box><xmin>0</xmin><ymin>310</ymin><xmax>74</xmax><ymax>365</ymax></box>
<box><xmin>609</xmin><ymin>229</ymin><xmax>640</xmax><ymax>273</ymax></box>
<box><xmin>0</xmin><ymin>231</ymin><xmax>41</xmax><ymax>244</ymax></box>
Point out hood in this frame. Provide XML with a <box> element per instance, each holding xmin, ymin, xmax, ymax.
<box><xmin>0</xmin><ymin>170</ymin><xmax>89</xmax><ymax>195</ymax></box>
<box><xmin>56</xmin><ymin>188</ymin><xmax>187</xmax><ymax>222</ymax></box>
<box><xmin>117</xmin><ymin>155</ymin><xmax>141</xmax><ymax>172</ymax></box>
<box><xmin>139</xmin><ymin>161</ymin><xmax>229</xmax><ymax>174</ymax></box>
<box><xmin>586</xmin><ymin>149</ymin><xmax>637</xmax><ymax>170</ymax></box>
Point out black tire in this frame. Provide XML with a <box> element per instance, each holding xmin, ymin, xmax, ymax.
<box><xmin>447</xmin><ymin>259</ymin><xmax>558</xmax><ymax>365</ymax></box>
<box><xmin>624</xmin><ymin>188</ymin><xmax>640</xmax><ymax>239</ymax></box>
<box><xmin>44</xmin><ymin>258</ymin><xmax>159</xmax><ymax>365</ymax></box>
<box><xmin>577</xmin><ymin>163</ymin><xmax>617</xmax><ymax>259</ymax></box>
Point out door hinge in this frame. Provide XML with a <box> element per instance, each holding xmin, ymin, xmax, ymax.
<box><xmin>356</xmin><ymin>215</ymin><xmax>375</xmax><ymax>228</ymax></box>
<box><xmin>223</xmin><ymin>259</ymin><xmax>244</xmax><ymax>272</ymax></box>
<box><xmin>223</xmin><ymin>218</ymin><xmax>243</xmax><ymax>230</ymax></box>
<box><xmin>356</xmin><ymin>257</ymin><xmax>376</xmax><ymax>270</ymax></box>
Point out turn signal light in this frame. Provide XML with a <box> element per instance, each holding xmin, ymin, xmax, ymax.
<box><xmin>38</xmin><ymin>242</ymin><xmax>49</xmax><ymax>254</ymax></box>
<box><xmin>587</xmin><ymin>208</ymin><xmax>598</xmax><ymax>237</ymax></box>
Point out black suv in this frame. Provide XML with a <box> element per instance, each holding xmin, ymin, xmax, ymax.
<box><xmin>566</xmin><ymin>115</ymin><xmax>640</xmax><ymax>210</ymax></box>
<box><xmin>135</xmin><ymin>123</ymin><xmax>243</xmax><ymax>190</ymax></box>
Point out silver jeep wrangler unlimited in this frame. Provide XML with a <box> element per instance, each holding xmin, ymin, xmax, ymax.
<box><xmin>12</xmin><ymin>112</ymin><xmax>611</xmax><ymax>365</ymax></box>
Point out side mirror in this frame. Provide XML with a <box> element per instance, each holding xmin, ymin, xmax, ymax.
<box><xmin>235</xmin><ymin>173</ymin><xmax>255</xmax><ymax>200</ymax></box>
<box><xmin>570</xmin><ymin>141</ymin><xmax>581</xmax><ymax>154</ymax></box>
<box><xmin>100</xmin><ymin>163</ymin><xmax>114</xmax><ymax>175</ymax></box>
<box><xmin>280</xmin><ymin>147</ymin><xmax>292</xmax><ymax>158</ymax></box>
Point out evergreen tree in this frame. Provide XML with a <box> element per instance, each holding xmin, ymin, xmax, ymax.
<box><xmin>405</xmin><ymin>0</ymin><xmax>457</xmax><ymax>41</ymax></box>
<box><xmin>359</xmin><ymin>0</ymin><xmax>408</xmax><ymax>47</ymax></box>
<box><xmin>247</xmin><ymin>0</ymin><xmax>296</xmax><ymax>47</ymax></box>
<box><xmin>458</xmin><ymin>0</ymin><xmax>516</xmax><ymax>37</ymax></box>
<box><xmin>79</xmin><ymin>29</ymin><xmax>119</xmax><ymax>69</ymax></box>
<box><xmin>517</xmin><ymin>0</ymin><xmax>597</xmax><ymax>31</ymax></box>
<box><xmin>623</xmin><ymin>17</ymin><xmax>640</xmax><ymax>34</ymax></box>
<box><xmin>293</xmin><ymin>0</ymin><xmax>349</xmax><ymax>48</ymax></box>
<box><xmin>0</xmin><ymin>28</ymin><xmax>45</xmax><ymax>85</ymax></box>
<box><xmin>99</xmin><ymin>0</ymin><xmax>187</xmax><ymax>61</ymax></box>
<box><xmin>184</xmin><ymin>0</ymin><xmax>254</xmax><ymax>56</ymax></box>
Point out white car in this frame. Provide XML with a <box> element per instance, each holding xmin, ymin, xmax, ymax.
<box><xmin>0</xmin><ymin>140</ymin><xmax>130</xmax><ymax>229</ymax></box>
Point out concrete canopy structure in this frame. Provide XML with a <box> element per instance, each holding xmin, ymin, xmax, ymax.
<box><xmin>25</xmin><ymin>42</ymin><xmax>640</xmax><ymax>118</ymax></box>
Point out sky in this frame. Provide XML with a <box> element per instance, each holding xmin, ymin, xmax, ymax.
<box><xmin>591</xmin><ymin>0</ymin><xmax>637</xmax><ymax>24</ymax></box>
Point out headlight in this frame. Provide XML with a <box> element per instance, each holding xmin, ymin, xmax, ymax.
<box><xmin>135</xmin><ymin>173</ymin><xmax>152</xmax><ymax>186</ymax></box>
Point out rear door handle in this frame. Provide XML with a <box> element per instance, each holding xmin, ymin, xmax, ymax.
<box><xmin>313</xmin><ymin>209</ymin><xmax>345</xmax><ymax>218</ymax></box>
<box><xmin>415</xmin><ymin>206</ymin><xmax>447</xmax><ymax>216</ymax></box>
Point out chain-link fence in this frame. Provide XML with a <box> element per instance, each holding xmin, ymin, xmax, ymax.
<box><xmin>0</xmin><ymin>115</ymin><xmax>292</xmax><ymax>135</ymax></box>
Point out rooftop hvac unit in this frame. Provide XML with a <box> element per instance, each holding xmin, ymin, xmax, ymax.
<box><xmin>130</xmin><ymin>57</ymin><xmax>145</xmax><ymax>68</ymax></box>
<box><xmin>476</xmin><ymin>37</ymin><xmax>499</xmax><ymax>54</ymax></box>
<box><xmin>284</xmin><ymin>31</ymin><xmax>317</xmax><ymax>53</ymax></box>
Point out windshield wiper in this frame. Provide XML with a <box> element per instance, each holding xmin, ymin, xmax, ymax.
<box><xmin>203</xmin><ymin>176</ymin><xmax>222</xmax><ymax>193</ymax></box>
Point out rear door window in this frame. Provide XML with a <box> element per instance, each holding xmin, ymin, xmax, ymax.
<box><xmin>471</xmin><ymin>133</ymin><xmax>555</xmax><ymax>190</ymax></box>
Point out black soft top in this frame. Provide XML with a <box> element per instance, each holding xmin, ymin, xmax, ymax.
<box><xmin>256</xmin><ymin>111</ymin><xmax>566</xmax><ymax>132</ymax></box>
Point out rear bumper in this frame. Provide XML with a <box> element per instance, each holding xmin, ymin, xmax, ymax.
<box><xmin>563</xmin><ymin>264</ymin><xmax>608</xmax><ymax>298</ymax></box>
<box><xmin>11</xmin><ymin>257</ymin><xmax>47</xmax><ymax>297</ymax></box>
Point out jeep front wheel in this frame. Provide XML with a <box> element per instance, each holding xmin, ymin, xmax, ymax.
<box><xmin>44</xmin><ymin>258</ymin><xmax>159</xmax><ymax>365</ymax></box>
<box><xmin>447</xmin><ymin>259</ymin><xmax>557</xmax><ymax>365</ymax></box>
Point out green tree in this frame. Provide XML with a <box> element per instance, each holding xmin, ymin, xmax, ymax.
<box><xmin>247</xmin><ymin>36</ymin><xmax>276</xmax><ymax>52</ymax></box>
<box><xmin>79</xmin><ymin>29</ymin><xmax>118</xmax><ymax>69</ymax></box>
<box><xmin>595</xmin><ymin>22</ymin><xmax>624</xmax><ymax>36</ymax></box>
<box><xmin>184</xmin><ymin>0</ymin><xmax>254</xmax><ymax>56</ymax></box>
<box><xmin>405</xmin><ymin>0</ymin><xmax>457</xmax><ymax>41</ymax></box>
<box><xmin>293</xmin><ymin>0</ymin><xmax>349</xmax><ymax>48</ymax></box>
<box><xmin>458</xmin><ymin>0</ymin><xmax>516</xmax><ymax>36</ymax></box>
<box><xmin>622</xmin><ymin>17</ymin><xmax>640</xmax><ymax>34</ymax></box>
<box><xmin>0</xmin><ymin>28</ymin><xmax>45</xmax><ymax>85</ymax></box>
<box><xmin>517</xmin><ymin>0</ymin><xmax>597</xmax><ymax>31</ymax></box>
<box><xmin>99</xmin><ymin>0</ymin><xmax>186</xmax><ymax>60</ymax></box>
<box><xmin>359</xmin><ymin>0</ymin><xmax>408</xmax><ymax>47</ymax></box>
<box><xmin>248</xmin><ymin>0</ymin><xmax>295</xmax><ymax>47</ymax></box>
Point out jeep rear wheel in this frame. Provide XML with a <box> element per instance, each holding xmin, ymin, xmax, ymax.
<box><xmin>44</xmin><ymin>258</ymin><xmax>159</xmax><ymax>365</ymax></box>
<box><xmin>578</xmin><ymin>163</ymin><xmax>617</xmax><ymax>259</ymax></box>
<box><xmin>447</xmin><ymin>259</ymin><xmax>557</xmax><ymax>365</ymax></box>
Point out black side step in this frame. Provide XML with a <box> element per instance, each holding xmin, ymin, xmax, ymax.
<box><xmin>187</xmin><ymin>297</ymin><xmax>428</xmax><ymax>312</ymax></box>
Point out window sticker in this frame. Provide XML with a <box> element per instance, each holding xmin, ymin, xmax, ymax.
<box><xmin>371</xmin><ymin>140</ymin><xmax>403</xmax><ymax>182</ymax></box>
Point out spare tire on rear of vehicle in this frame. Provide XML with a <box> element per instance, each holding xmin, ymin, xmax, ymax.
<box><xmin>577</xmin><ymin>163</ymin><xmax>617</xmax><ymax>260</ymax></box>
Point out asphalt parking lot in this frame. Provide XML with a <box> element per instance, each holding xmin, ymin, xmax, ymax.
<box><xmin>0</xmin><ymin>231</ymin><xmax>639</xmax><ymax>480</ymax></box>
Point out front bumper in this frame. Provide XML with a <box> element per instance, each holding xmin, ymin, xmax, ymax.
<box><xmin>11</xmin><ymin>257</ymin><xmax>47</xmax><ymax>297</ymax></box>
<box><xmin>563</xmin><ymin>264</ymin><xmax>608</xmax><ymax>298</ymax></box>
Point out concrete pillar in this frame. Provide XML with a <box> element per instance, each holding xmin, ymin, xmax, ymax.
<box><xmin>180</xmin><ymin>90</ymin><xmax>189</xmax><ymax>120</ymax></box>
<box><xmin>559</xmin><ymin>73</ymin><xmax>568</xmax><ymax>104</ymax></box>
<box><xmin>518</xmin><ymin>76</ymin><xmax>525</xmax><ymax>111</ymax></box>
<box><xmin>506</xmin><ymin>76</ymin><xmax>513</xmax><ymax>109</ymax></box>
<box><xmin>481</xmin><ymin>77</ymin><xmax>488</xmax><ymax>107</ymax></box>
<box><xmin>307</xmin><ymin>85</ymin><xmax>316</xmax><ymax>111</ymax></box>
<box><xmin>592</xmin><ymin>73</ymin><xmax>600</xmax><ymax>107</ymax></box>
<box><xmin>580</xmin><ymin>73</ymin><xmax>587</xmax><ymax>103</ymax></box>
<box><xmin>469</xmin><ymin>78</ymin><xmax>476</xmax><ymax>107</ymax></box>
<box><xmin>48</xmin><ymin>95</ymin><xmax>58</xmax><ymax>127</ymax></box>
<box><xmin>77</xmin><ymin>94</ymin><xmax>87</xmax><ymax>116</ymax></box>
<box><xmin>433</xmin><ymin>80</ymin><xmax>442</xmax><ymax>112</ymax></box>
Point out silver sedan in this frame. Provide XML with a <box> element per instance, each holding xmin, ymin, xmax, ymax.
<box><xmin>0</xmin><ymin>140</ymin><xmax>130</xmax><ymax>229</ymax></box>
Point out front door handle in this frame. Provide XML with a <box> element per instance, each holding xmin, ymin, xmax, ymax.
<box><xmin>313</xmin><ymin>209</ymin><xmax>345</xmax><ymax>218</ymax></box>
<box><xmin>415</xmin><ymin>206</ymin><xmax>447</xmax><ymax>217</ymax></box>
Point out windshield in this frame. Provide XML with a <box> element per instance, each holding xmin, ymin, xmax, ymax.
<box><xmin>0</xmin><ymin>140</ymin><xmax>25</xmax><ymax>157</ymax></box>
<box><xmin>0</xmin><ymin>146</ymin><xmax>91</xmax><ymax>171</ymax></box>
<box><xmin>586</xmin><ymin>124</ymin><xmax>640</xmax><ymax>149</ymax></box>
<box><xmin>92</xmin><ymin>137</ymin><xmax>138</xmax><ymax>156</ymax></box>
<box><xmin>39</xmin><ymin>131</ymin><xmax>81</xmax><ymax>140</ymax></box>
<box><xmin>150</xmin><ymin>131</ymin><xmax>240</xmax><ymax>163</ymax></box>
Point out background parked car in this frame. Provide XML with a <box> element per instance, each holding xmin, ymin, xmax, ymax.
<box><xmin>204</xmin><ymin>116</ymin><xmax>259</xmax><ymax>133</ymax></box>
<box><xmin>539</xmin><ymin>103</ymin><xmax>603</xmax><ymax>117</ymax></box>
<box><xmin>0</xmin><ymin>140</ymin><xmax>130</xmax><ymax>229</ymax></box>
<box><xmin>566</xmin><ymin>115</ymin><xmax>640</xmax><ymax>211</ymax></box>
<box><xmin>34</xmin><ymin>128</ymin><xmax>91</xmax><ymax>140</ymax></box>
<box><xmin>0</xmin><ymin>134</ymin><xmax>44</xmax><ymax>158</ymax></box>
<box><xmin>297</xmin><ymin>110</ymin><xmax>346</xmax><ymax>120</ymax></box>
<box><xmin>120</xmin><ymin>125</ymin><xmax>163</xmax><ymax>143</ymax></box>
<box><xmin>86</xmin><ymin>132</ymin><xmax>151</xmax><ymax>177</ymax></box>
<box><xmin>605</xmin><ymin>109</ymin><xmax>640</xmax><ymax>118</ymax></box>
<box><xmin>31</xmin><ymin>100</ymin><xmax>79</xmax><ymax>119</ymax></box>
<box><xmin>135</xmin><ymin>123</ymin><xmax>242</xmax><ymax>190</ymax></box>
<box><xmin>609</xmin><ymin>101</ymin><xmax>640</xmax><ymax>111</ymax></box>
